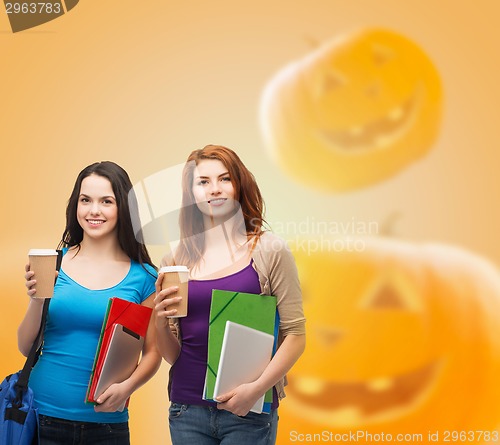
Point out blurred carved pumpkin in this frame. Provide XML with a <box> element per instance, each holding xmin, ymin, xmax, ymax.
<box><xmin>278</xmin><ymin>237</ymin><xmax>500</xmax><ymax>443</ymax></box>
<box><xmin>260</xmin><ymin>28</ymin><xmax>443</xmax><ymax>192</ymax></box>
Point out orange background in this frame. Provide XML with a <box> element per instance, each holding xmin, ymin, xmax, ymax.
<box><xmin>1</xmin><ymin>1</ymin><xmax>500</xmax><ymax>443</ymax></box>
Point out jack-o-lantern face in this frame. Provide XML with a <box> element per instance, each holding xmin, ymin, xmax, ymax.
<box><xmin>288</xmin><ymin>270</ymin><xmax>436</xmax><ymax>427</ymax></box>
<box><xmin>260</xmin><ymin>28</ymin><xmax>443</xmax><ymax>192</ymax></box>
<box><xmin>278</xmin><ymin>238</ymin><xmax>500</xmax><ymax>442</ymax></box>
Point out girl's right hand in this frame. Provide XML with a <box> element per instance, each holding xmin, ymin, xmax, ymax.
<box><xmin>154</xmin><ymin>273</ymin><xmax>183</xmax><ymax>327</ymax></box>
<box><xmin>24</xmin><ymin>264</ymin><xmax>37</xmax><ymax>298</ymax></box>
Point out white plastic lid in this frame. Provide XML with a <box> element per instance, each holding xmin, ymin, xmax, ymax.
<box><xmin>159</xmin><ymin>265</ymin><xmax>189</xmax><ymax>273</ymax></box>
<box><xmin>28</xmin><ymin>249</ymin><xmax>58</xmax><ymax>256</ymax></box>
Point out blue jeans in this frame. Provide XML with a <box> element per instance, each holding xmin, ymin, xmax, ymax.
<box><xmin>39</xmin><ymin>414</ymin><xmax>130</xmax><ymax>445</ymax></box>
<box><xmin>169</xmin><ymin>403</ymin><xmax>278</xmax><ymax>445</ymax></box>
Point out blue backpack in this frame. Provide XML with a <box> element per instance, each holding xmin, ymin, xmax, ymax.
<box><xmin>0</xmin><ymin>296</ymin><xmax>51</xmax><ymax>445</ymax></box>
<box><xmin>1</xmin><ymin>252</ymin><xmax>60</xmax><ymax>444</ymax></box>
<box><xmin>0</xmin><ymin>371</ymin><xmax>39</xmax><ymax>445</ymax></box>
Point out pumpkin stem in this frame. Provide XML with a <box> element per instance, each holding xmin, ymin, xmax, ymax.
<box><xmin>379</xmin><ymin>211</ymin><xmax>402</xmax><ymax>236</ymax></box>
<box><xmin>304</xmin><ymin>35</ymin><xmax>320</xmax><ymax>48</ymax></box>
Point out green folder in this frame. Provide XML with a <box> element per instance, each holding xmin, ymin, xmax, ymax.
<box><xmin>204</xmin><ymin>289</ymin><xmax>277</xmax><ymax>411</ymax></box>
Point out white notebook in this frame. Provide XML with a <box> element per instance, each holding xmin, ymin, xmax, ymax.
<box><xmin>213</xmin><ymin>321</ymin><xmax>274</xmax><ymax>414</ymax></box>
<box><xmin>94</xmin><ymin>324</ymin><xmax>144</xmax><ymax>411</ymax></box>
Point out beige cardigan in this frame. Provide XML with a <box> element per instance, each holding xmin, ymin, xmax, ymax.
<box><xmin>162</xmin><ymin>231</ymin><xmax>306</xmax><ymax>401</ymax></box>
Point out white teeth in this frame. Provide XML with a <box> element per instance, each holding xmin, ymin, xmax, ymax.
<box><xmin>366</xmin><ymin>378</ymin><xmax>393</xmax><ymax>392</ymax></box>
<box><xmin>388</xmin><ymin>106</ymin><xmax>404</xmax><ymax>121</ymax></box>
<box><xmin>375</xmin><ymin>135</ymin><xmax>391</xmax><ymax>148</ymax></box>
<box><xmin>293</xmin><ymin>376</ymin><xmax>325</xmax><ymax>396</ymax></box>
<box><xmin>88</xmin><ymin>220</ymin><xmax>104</xmax><ymax>224</ymax></box>
<box><xmin>210</xmin><ymin>199</ymin><xmax>226</xmax><ymax>203</ymax></box>
<box><xmin>349</xmin><ymin>126</ymin><xmax>364</xmax><ymax>136</ymax></box>
<box><xmin>329</xmin><ymin>407</ymin><xmax>363</xmax><ymax>424</ymax></box>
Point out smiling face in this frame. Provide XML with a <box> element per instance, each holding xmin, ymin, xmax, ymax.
<box><xmin>77</xmin><ymin>174</ymin><xmax>118</xmax><ymax>241</ymax></box>
<box><xmin>191</xmin><ymin>159</ymin><xmax>237</xmax><ymax>225</ymax></box>
<box><xmin>279</xmin><ymin>238</ymin><xmax>500</xmax><ymax>435</ymax></box>
<box><xmin>260</xmin><ymin>28</ymin><xmax>443</xmax><ymax>191</ymax></box>
<box><xmin>309</xmin><ymin>31</ymin><xmax>432</xmax><ymax>153</ymax></box>
<box><xmin>287</xmin><ymin>247</ymin><xmax>437</xmax><ymax>428</ymax></box>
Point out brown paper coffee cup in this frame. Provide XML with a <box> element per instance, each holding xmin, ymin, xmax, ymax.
<box><xmin>160</xmin><ymin>266</ymin><xmax>189</xmax><ymax>318</ymax></box>
<box><xmin>29</xmin><ymin>249</ymin><xmax>58</xmax><ymax>298</ymax></box>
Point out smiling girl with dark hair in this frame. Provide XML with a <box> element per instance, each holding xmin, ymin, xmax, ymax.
<box><xmin>18</xmin><ymin>161</ymin><xmax>160</xmax><ymax>445</ymax></box>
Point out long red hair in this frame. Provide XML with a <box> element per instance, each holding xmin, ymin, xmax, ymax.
<box><xmin>174</xmin><ymin>145</ymin><xmax>266</xmax><ymax>268</ymax></box>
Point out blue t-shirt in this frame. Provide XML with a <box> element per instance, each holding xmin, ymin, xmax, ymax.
<box><xmin>29</xmin><ymin>256</ymin><xmax>157</xmax><ymax>423</ymax></box>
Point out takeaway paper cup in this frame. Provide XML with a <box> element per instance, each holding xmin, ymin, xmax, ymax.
<box><xmin>160</xmin><ymin>266</ymin><xmax>189</xmax><ymax>318</ymax></box>
<box><xmin>28</xmin><ymin>249</ymin><xmax>58</xmax><ymax>298</ymax></box>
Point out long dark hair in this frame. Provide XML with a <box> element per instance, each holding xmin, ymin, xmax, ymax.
<box><xmin>174</xmin><ymin>145</ymin><xmax>266</xmax><ymax>268</ymax></box>
<box><xmin>58</xmin><ymin>161</ymin><xmax>156</xmax><ymax>271</ymax></box>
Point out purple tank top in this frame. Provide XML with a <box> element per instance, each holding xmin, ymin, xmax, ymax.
<box><xmin>169</xmin><ymin>261</ymin><xmax>277</xmax><ymax>408</ymax></box>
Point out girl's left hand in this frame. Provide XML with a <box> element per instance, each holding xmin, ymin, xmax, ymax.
<box><xmin>94</xmin><ymin>382</ymin><xmax>131</xmax><ymax>413</ymax></box>
<box><xmin>215</xmin><ymin>383</ymin><xmax>263</xmax><ymax>416</ymax></box>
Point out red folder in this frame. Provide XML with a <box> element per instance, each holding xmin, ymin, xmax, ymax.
<box><xmin>86</xmin><ymin>297</ymin><xmax>152</xmax><ymax>405</ymax></box>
